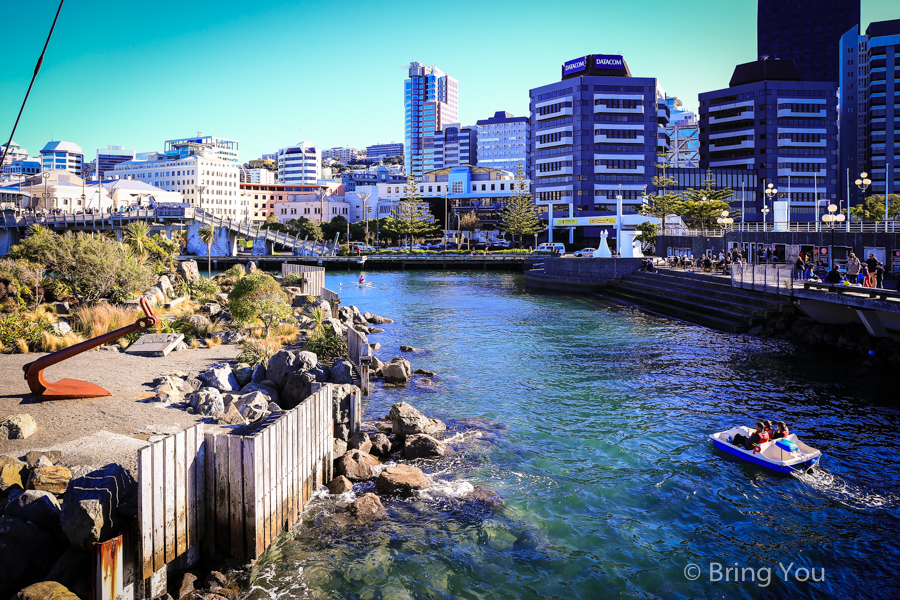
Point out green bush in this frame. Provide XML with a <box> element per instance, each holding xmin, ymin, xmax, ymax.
<box><xmin>304</xmin><ymin>327</ymin><xmax>348</xmax><ymax>362</ymax></box>
<box><xmin>229</xmin><ymin>272</ymin><xmax>292</xmax><ymax>337</ymax></box>
<box><xmin>0</xmin><ymin>312</ymin><xmax>51</xmax><ymax>352</ymax></box>
<box><xmin>190</xmin><ymin>277</ymin><xmax>221</xmax><ymax>302</ymax></box>
<box><xmin>282</xmin><ymin>272</ymin><xmax>305</xmax><ymax>287</ymax></box>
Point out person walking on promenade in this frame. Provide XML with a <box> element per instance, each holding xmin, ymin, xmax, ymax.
<box><xmin>874</xmin><ymin>263</ymin><xmax>885</xmax><ymax>289</ymax></box>
<box><xmin>847</xmin><ymin>253</ymin><xmax>861</xmax><ymax>282</ymax></box>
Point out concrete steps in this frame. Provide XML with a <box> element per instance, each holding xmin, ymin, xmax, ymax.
<box><xmin>598</xmin><ymin>269</ymin><xmax>792</xmax><ymax>333</ymax></box>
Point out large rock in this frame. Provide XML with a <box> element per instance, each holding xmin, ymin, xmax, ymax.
<box><xmin>232</xmin><ymin>362</ymin><xmax>253</xmax><ymax>386</ymax></box>
<box><xmin>0</xmin><ymin>516</ymin><xmax>63</xmax><ymax>598</ymax></box>
<box><xmin>388</xmin><ymin>402</ymin><xmax>431</xmax><ymax>439</ymax></box>
<box><xmin>250</xmin><ymin>364</ymin><xmax>266</xmax><ymax>383</ymax></box>
<box><xmin>375</xmin><ymin>465</ymin><xmax>430</xmax><ymax>496</ymax></box>
<box><xmin>28</xmin><ymin>465</ymin><xmax>71</xmax><ymax>496</ymax></box>
<box><xmin>157</xmin><ymin>275</ymin><xmax>175</xmax><ymax>299</ymax></box>
<box><xmin>53</xmin><ymin>301</ymin><xmax>70</xmax><ymax>315</ymax></box>
<box><xmin>198</xmin><ymin>363</ymin><xmax>239</xmax><ymax>392</ymax></box>
<box><xmin>282</xmin><ymin>371</ymin><xmax>316</xmax><ymax>410</ymax></box>
<box><xmin>189</xmin><ymin>388</ymin><xmax>225</xmax><ymax>416</ymax></box>
<box><xmin>43</xmin><ymin>547</ymin><xmax>90</xmax><ymax>598</ymax></box>
<box><xmin>216</xmin><ymin>404</ymin><xmax>247</xmax><ymax>426</ymax></box>
<box><xmin>0</xmin><ymin>456</ymin><xmax>26</xmax><ymax>493</ymax></box>
<box><xmin>347</xmin><ymin>431</ymin><xmax>372</xmax><ymax>454</ymax></box>
<box><xmin>0</xmin><ymin>415</ymin><xmax>36</xmax><ymax>440</ymax></box>
<box><xmin>178</xmin><ymin>260</ymin><xmax>201</xmax><ymax>284</ymax></box>
<box><xmin>266</xmin><ymin>350</ymin><xmax>296</xmax><ymax>391</ymax></box>
<box><xmin>187</xmin><ymin>314</ymin><xmax>210</xmax><ymax>332</ymax></box>
<box><xmin>370</xmin><ymin>356</ymin><xmax>385</xmax><ymax>377</ymax></box>
<box><xmin>302</xmin><ymin>298</ymin><xmax>332</xmax><ymax>321</ymax></box>
<box><xmin>239</xmin><ymin>382</ymin><xmax>278</xmax><ymax>405</ymax></box>
<box><xmin>403</xmin><ymin>434</ymin><xmax>449</xmax><ymax>460</ymax></box>
<box><xmin>369</xmin><ymin>433</ymin><xmax>392</xmax><ymax>458</ymax></box>
<box><xmin>154</xmin><ymin>376</ymin><xmax>184</xmax><ymax>404</ymax></box>
<box><xmin>14</xmin><ymin>581</ymin><xmax>80</xmax><ymax>600</ymax></box>
<box><xmin>235</xmin><ymin>392</ymin><xmax>269</xmax><ymax>423</ymax></box>
<box><xmin>334</xmin><ymin>449</ymin><xmax>380</xmax><ymax>481</ymax></box>
<box><xmin>5</xmin><ymin>490</ymin><xmax>62</xmax><ymax>530</ymax></box>
<box><xmin>328</xmin><ymin>359</ymin><xmax>354</xmax><ymax>385</ymax></box>
<box><xmin>331</xmin><ymin>384</ymin><xmax>359</xmax><ymax>428</ymax></box>
<box><xmin>365</xmin><ymin>313</ymin><xmax>392</xmax><ymax>325</ymax></box>
<box><xmin>382</xmin><ymin>358</ymin><xmax>411</xmax><ymax>384</ymax></box>
<box><xmin>326</xmin><ymin>475</ymin><xmax>353</xmax><ymax>495</ymax></box>
<box><xmin>199</xmin><ymin>302</ymin><xmax>221</xmax><ymax>317</ymax></box>
<box><xmin>347</xmin><ymin>493</ymin><xmax>385</xmax><ymax>520</ymax></box>
<box><xmin>323</xmin><ymin>318</ymin><xmax>346</xmax><ymax>338</ymax></box>
<box><xmin>61</xmin><ymin>464</ymin><xmax>136</xmax><ymax>548</ymax></box>
<box><xmin>333</xmin><ymin>438</ymin><xmax>348</xmax><ymax>460</ymax></box>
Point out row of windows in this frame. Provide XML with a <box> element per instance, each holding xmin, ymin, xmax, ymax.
<box><xmin>534</xmin><ymin>88</ymin><xmax>574</xmax><ymax>102</ymax></box>
<box><xmin>538</xmin><ymin>175</ymin><xmax>573</xmax><ymax>184</ymax></box>
<box><xmin>779</xmin><ymin>163</ymin><xmax>827</xmax><ymax>171</ymax></box>
<box><xmin>537</xmin><ymin>101</ymin><xmax>573</xmax><ymax>116</ymax></box>
<box><xmin>537</xmin><ymin>132</ymin><xmax>573</xmax><ymax>144</ymax></box>
<box><xmin>595</xmin><ymin>189</ymin><xmax>643</xmax><ymax>199</ymax></box>
<box><xmin>711</xmin><ymin>135</ymin><xmax>753</xmax><ymax>146</ymax></box>
<box><xmin>536</xmin><ymin>191</ymin><xmax>572</xmax><ymax>201</ymax></box>
<box><xmin>774</xmin><ymin>177</ymin><xmax>836</xmax><ymax>185</ymax></box>
<box><xmin>537</xmin><ymin>116</ymin><xmax>574</xmax><ymax>129</ymax></box>
<box><xmin>779</xmin><ymin>133</ymin><xmax>825</xmax><ymax>142</ymax></box>
<box><xmin>593</xmin><ymin>144</ymin><xmax>648</xmax><ymax>153</ymax></box>
<box><xmin>537</xmin><ymin>161</ymin><xmax>573</xmax><ymax>172</ymax></box>
<box><xmin>702</xmin><ymin>89</ymin><xmax>832</xmax><ymax>106</ymax></box>
<box><xmin>596</xmin><ymin>129</ymin><xmax>641</xmax><ymax>139</ymax></box>
<box><xmin>777</xmin><ymin>103</ymin><xmax>825</xmax><ymax>113</ymax></box>
<box><xmin>595</xmin><ymin>99</ymin><xmax>641</xmax><ymax>109</ymax></box>
<box><xmin>596</xmin><ymin>160</ymin><xmax>644</xmax><ymax>169</ymax></box>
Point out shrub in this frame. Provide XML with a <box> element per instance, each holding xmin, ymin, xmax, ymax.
<box><xmin>190</xmin><ymin>277</ymin><xmax>221</xmax><ymax>303</ymax></box>
<box><xmin>40</xmin><ymin>331</ymin><xmax>86</xmax><ymax>352</ymax></box>
<box><xmin>0</xmin><ymin>312</ymin><xmax>51</xmax><ymax>353</ymax></box>
<box><xmin>71</xmin><ymin>304</ymin><xmax>141</xmax><ymax>339</ymax></box>
<box><xmin>237</xmin><ymin>337</ymin><xmax>282</xmax><ymax>367</ymax></box>
<box><xmin>281</xmin><ymin>272</ymin><xmax>305</xmax><ymax>287</ymax></box>
<box><xmin>225</xmin><ymin>264</ymin><xmax>246</xmax><ymax>281</ymax></box>
<box><xmin>205</xmin><ymin>337</ymin><xmax>222</xmax><ymax>348</ymax></box>
<box><xmin>229</xmin><ymin>273</ymin><xmax>292</xmax><ymax>338</ymax></box>
<box><xmin>303</xmin><ymin>327</ymin><xmax>348</xmax><ymax>362</ymax></box>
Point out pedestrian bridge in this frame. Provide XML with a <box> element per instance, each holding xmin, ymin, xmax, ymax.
<box><xmin>0</xmin><ymin>208</ymin><xmax>333</xmax><ymax>257</ymax></box>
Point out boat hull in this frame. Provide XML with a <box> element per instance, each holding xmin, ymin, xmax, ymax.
<box><xmin>710</xmin><ymin>429</ymin><xmax>821</xmax><ymax>474</ymax></box>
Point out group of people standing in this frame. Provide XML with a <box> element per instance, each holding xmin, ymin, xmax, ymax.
<box><xmin>846</xmin><ymin>252</ymin><xmax>886</xmax><ymax>288</ymax></box>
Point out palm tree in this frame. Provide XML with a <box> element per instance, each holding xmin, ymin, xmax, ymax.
<box><xmin>198</xmin><ymin>225</ymin><xmax>215</xmax><ymax>278</ymax></box>
<box><xmin>123</xmin><ymin>221</ymin><xmax>151</xmax><ymax>263</ymax></box>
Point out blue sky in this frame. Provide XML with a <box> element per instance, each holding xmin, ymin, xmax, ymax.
<box><xmin>1</xmin><ymin>0</ymin><xmax>896</xmax><ymax>163</ymax></box>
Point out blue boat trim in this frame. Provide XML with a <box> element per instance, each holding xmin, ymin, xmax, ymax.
<box><xmin>710</xmin><ymin>439</ymin><xmax>815</xmax><ymax>474</ymax></box>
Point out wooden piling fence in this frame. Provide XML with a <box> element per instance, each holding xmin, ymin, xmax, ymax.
<box><xmin>137</xmin><ymin>385</ymin><xmax>334</xmax><ymax>580</ymax></box>
<box><xmin>281</xmin><ymin>264</ymin><xmax>326</xmax><ymax>297</ymax></box>
<box><xmin>347</xmin><ymin>326</ymin><xmax>371</xmax><ymax>395</ymax></box>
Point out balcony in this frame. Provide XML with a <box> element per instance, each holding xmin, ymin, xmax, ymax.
<box><xmin>537</xmin><ymin>166</ymin><xmax>573</xmax><ymax>176</ymax></box>
<box><xmin>594</xmin><ymin>165</ymin><xmax>645</xmax><ymax>174</ymax></box>
<box><xmin>777</xmin><ymin>108</ymin><xmax>826</xmax><ymax>118</ymax></box>
<box><xmin>777</xmin><ymin>167</ymin><xmax>826</xmax><ymax>177</ymax></box>
<box><xmin>594</xmin><ymin>134</ymin><xmax>644</xmax><ymax>144</ymax></box>
<box><xmin>594</xmin><ymin>104</ymin><xmax>643</xmax><ymax>114</ymax></box>
<box><xmin>536</xmin><ymin>107</ymin><xmax>573</xmax><ymax>121</ymax></box>
<box><xmin>776</xmin><ymin>138</ymin><xmax>827</xmax><ymax>147</ymax></box>
<box><xmin>708</xmin><ymin>109</ymin><xmax>754</xmax><ymax>124</ymax></box>
<box><xmin>710</xmin><ymin>140</ymin><xmax>755</xmax><ymax>151</ymax></box>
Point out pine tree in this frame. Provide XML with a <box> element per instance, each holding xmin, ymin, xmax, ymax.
<box><xmin>500</xmin><ymin>162</ymin><xmax>541</xmax><ymax>245</ymax></box>
<box><xmin>390</xmin><ymin>176</ymin><xmax>439</xmax><ymax>250</ymax></box>
<box><xmin>639</xmin><ymin>154</ymin><xmax>682</xmax><ymax>233</ymax></box>
<box><xmin>675</xmin><ymin>169</ymin><xmax>735</xmax><ymax>230</ymax></box>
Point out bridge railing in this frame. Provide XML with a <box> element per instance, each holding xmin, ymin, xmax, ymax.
<box><xmin>731</xmin><ymin>264</ymin><xmax>795</xmax><ymax>295</ymax></box>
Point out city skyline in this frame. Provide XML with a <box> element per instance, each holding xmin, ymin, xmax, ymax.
<box><xmin>1</xmin><ymin>0</ymin><xmax>896</xmax><ymax>163</ymax></box>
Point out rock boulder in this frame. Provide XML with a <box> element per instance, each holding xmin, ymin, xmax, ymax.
<box><xmin>61</xmin><ymin>464</ymin><xmax>136</xmax><ymax>548</ymax></box>
<box><xmin>0</xmin><ymin>517</ymin><xmax>63</xmax><ymax>598</ymax></box>
<box><xmin>28</xmin><ymin>465</ymin><xmax>72</xmax><ymax>496</ymax></box>
<box><xmin>388</xmin><ymin>402</ymin><xmax>431</xmax><ymax>439</ymax></box>
<box><xmin>0</xmin><ymin>415</ymin><xmax>36</xmax><ymax>440</ymax></box>
<box><xmin>198</xmin><ymin>363</ymin><xmax>239</xmax><ymax>392</ymax></box>
<box><xmin>14</xmin><ymin>582</ymin><xmax>80</xmax><ymax>600</ymax></box>
<box><xmin>375</xmin><ymin>465</ymin><xmax>430</xmax><ymax>496</ymax></box>
<box><xmin>177</xmin><ymin>260</ymin><xmax>201</xmax><ymax>284</ymax></box>
<box><xmin>334</xmin><ymin>450</ymin><xmax>380</xmax><ymax>481</ymax></box>
<box><xmin>232</xmin><ymin>362</ymin><xmax>253</xmax><ymax>386</ymax></box>
<box><xmin>347</xmin><ymin>431</ymin><xmax>372</xmax><ymax>454</ymax></box>
<box><xmin>326</xmin><ymin>475</ymin><xmax>354</xmax><ymax>495</ymax></box>
<box><xmin>347</xmin><ymin>493</ymin><xmax>386</xmax><ymax>520</ymax></box>
<box><xmin>4</xmin><ymin>490</ymin><xmax>62</xmax><ymax>530</ymax></box>
<box><xmin>369</xmin><ymin>433</ymin><xmax>392</xmax><ymax>457</ymax></box>
<box><xmin>189</xmin><ymin>388</ymin><xmax>225</xmax><ymax>417</ymax></box>
<box><xmin>403</xmin><ymin>434</ymin><xmax>449</xmax><ymax>460</ymax></box>
<box><xmin>382</xmin><ymin>358</ymin><xmax>411</xmax><ymax>384</ymax></box>
<box><xmin>328</xmin><ymin>359</ymin><xmax>354</xmax><ymax>385</ymax></box>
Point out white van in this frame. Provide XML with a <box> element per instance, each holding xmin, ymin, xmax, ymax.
<box><xmin>536</xmin><ymin>242</ymin><xmax>565</xmax><ymax>254</ymax></box>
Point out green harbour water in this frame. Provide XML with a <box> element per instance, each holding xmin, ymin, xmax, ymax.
<box><xmin>245</xmin><ymin>270</ymin><xmax>899</xmax><ymax>599</ymax></box>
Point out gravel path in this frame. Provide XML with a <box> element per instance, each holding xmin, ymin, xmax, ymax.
<box><xmin>0</xmin><ymin>345</ymin><xmax>240</xmax><ymax>473</ymax></box>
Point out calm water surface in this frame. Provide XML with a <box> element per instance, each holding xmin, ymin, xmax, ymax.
<box><xmin>246</xmin><ymin>270</ymin><xmax>899</xmax><ymax>600</ymax></box>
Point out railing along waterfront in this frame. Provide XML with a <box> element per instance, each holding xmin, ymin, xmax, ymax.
<box><xmin>347</xmin><ymin>325</ymin><xmax>372</xmax><ymax>395</ymax></box>
<box><xmin>730</xmin><ymin>264</ymin><xmax>794</xmax><ymax>295</ymax></box>
<box><xmin>666</xmin><ymin>221</ymin><xmax>899</xmax><ymax>237</ymax></box>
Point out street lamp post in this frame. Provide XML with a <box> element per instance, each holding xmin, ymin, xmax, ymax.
<box><xmin>41</xmin><ymin>171</ymin><xmax>50</xmax><ymax>213</ymax></box>
<box><xmin>764</xmin><ymin>183</ymin><xmax>778</xmax><ymax>232</ymax></box>
<box><xmin>197</xmin><ymin>185</ymin><xmax>207</xmax><ymax>214</ymax></box>
<box><xmin>821</xmin><ymin>203</ymin><xmax>846</xmax><ymax>268</ymax></box>
<box><xmin>717</xmin><ymin>209</ymin><xmax>734</xmax><ymax>258</ymax></box>
<box><xmin>854</xmin><ymin>171</ymin><xmax>872</xmax><ymax>223</ymax></box>
<box><xmin>357</xmin><ymin>192</ymin><xmax>371</xmax><ymax>248</ymax></box>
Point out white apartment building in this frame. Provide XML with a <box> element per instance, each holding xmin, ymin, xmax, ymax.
<box><xmin>278</xmin><ymin>142</ymin><xmax>322</xmax><ymax>185</ymax></box>
<box><xmin>165</xmin><ymin>134</ymin><xmax>239</xmax><ymax>163</ymax></box>
<box><xmin>112</xmin><ymin>144</ymin><xmax>249</xmax><ymax>220</ymax></box>
<box><xmin>247</xmin><ymin>168</ymin><xmax>275</xmax><ymax>184</ymax></box>
<box><xmin>323</xmin><ymin>147</ymin><xmax>365</xmax><ymax>163</ymax></box>
<box><xmin>476</xmin><ymin>111</ymin><xmax>530</xmax><ymax>173</ymax></box>
<box><xmin>17</xmin><ymin>171</ymin><xmax>113</xmax><ymax>213</ymax></box>
<box><xmin>40</xmin><ymin>141</ymin><xmax>84</xmax><ymax>175</ymax></box>
<box><xmin>1</xmin><ymin>141</ymin><xmax>30</xmax><ymax>167</ymax></box>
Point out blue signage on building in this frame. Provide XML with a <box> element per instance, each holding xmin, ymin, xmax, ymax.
<box><xmin>563</xmin><ymin>57</ymin><xmax>587</xmax><ymax>75</ymax></box>
<box><xmin>594</xmin><ymin>54</ymin><xmax>624</xmax><ymax>69</ymax></box>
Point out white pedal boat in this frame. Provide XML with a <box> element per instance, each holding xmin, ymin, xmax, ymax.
<box><xmin>710</xmin><ymin>426</ymin><xmax>822</xmax><ymax>474</ymax></box>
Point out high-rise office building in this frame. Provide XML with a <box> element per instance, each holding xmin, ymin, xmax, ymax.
<box><xmin>757</xmin><ymin>0</ymin><xmax>859</xmax><ymax>83</ymax></box>
<box><xmin>699</xmin><ymin>59</ymin><xmax>838</xmax><ymax>221</ymax></box>
<box><xmin>840</xmin><ymin>19</ymin><xmax>900</xmax><ymax>205</ymax></box>
<box><xmin>40</xmin><ymin>141</ymin><xmax>84</xmax><ymax>175</ymax></box>
<box><xmin>404</xmin><ymin>62</ymin><xmax>458</xmax><ymax>179</ymax></box>
<box><xmin>431</xmin><ymin>124</ymin><xmax>477</xmax><ymax>170</ymax></box>
<box><xmin>528</xmin><ymin>54</ymin><xmax>670</xmax><ymax>241</ymax></box>
<box><xmin>476</xmin><ymin>111</ymin><xmax>530</xmax><ymax>173</ymax></box>
<box><xmin>365</xmin><ymin>142</ymin><xmax>404</xmax><ymax>161</ymax></box>
<box><xmin>277</xmin><ymin>141</ymin><xmax>322</xmax><ymax>185</ymax></box>
<box><xmin>96</xmin><ymin>145</ymin><xmax>135</xmax><ymax>180</ymax></box>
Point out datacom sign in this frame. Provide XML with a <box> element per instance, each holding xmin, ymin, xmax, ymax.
<box><xmin>594</xmin><ymin>55</ymin><xmax>624</xmax><ymax>69</ymax></box>
<box><xmin>563</xmin><ymin>56</ymin><xmax>587</xmax><ymax>75</ymax></box>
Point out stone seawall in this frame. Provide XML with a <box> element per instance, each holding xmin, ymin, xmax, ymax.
<box><xmin>525</xmin><ymin>258</ymin><xmax>643</xmax><ymax>292</ymax></box>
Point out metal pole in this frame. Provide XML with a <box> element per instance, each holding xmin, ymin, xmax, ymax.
<box><xmin>616</xmin><ymin>184</ymin><xmax>622</xmax><ymax>256</ymax></box>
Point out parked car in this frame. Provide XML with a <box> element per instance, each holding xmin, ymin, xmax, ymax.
<box><xmin>348</xmin><ymin>242</ymin><xmax>374</xmax><ymax>252</ymax></box>
<box><xmin>574</xmin><ymin>247</ymin><xmax>597</xmax><ymax>257</ymax></box>
<box><xmin>536</xmin><ymin>242</ymin><xmax>566</xmax><ymax>254</ymax></box>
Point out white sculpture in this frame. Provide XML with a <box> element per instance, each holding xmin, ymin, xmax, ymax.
<box><xmin>618</xmin><ymin>231</ymin><xmax>644</xmax><ymax>258</ymax></box>
<box><xmin>592</xmin><ymin>230</ymin><xmax>612</xmax><ymax>258</ymax></box>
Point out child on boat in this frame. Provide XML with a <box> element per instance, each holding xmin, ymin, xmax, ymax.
<box><xmin>731</xmin><ymin>422</ymin><xmax>770</xmax><ymax>451</ymax></box>
<box><xmin>771</xmin><ymin>421</ymin><xmax>790</xmax><ymax>439</ymax></box>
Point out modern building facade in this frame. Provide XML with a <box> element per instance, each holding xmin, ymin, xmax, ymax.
<box><xmin>757</xmin><ymin>0</ymin><xmax>859</xmax><ymax>84</ymax></box>
<box><xmin>665</xmin><ymin>97</ymin><xmax>700</xmax><ymax>168</ymax></box>
<box><xmin>277</xmin><ymin>142</ymin><xmax>321</xmax><ymax>185</ymax></box>
<box><xmin>96</xmin><ymin>145</ymin><xmax>135</xmax><ymax>180</ymax></box>
<box><xmin>528</xmin><ymin>54</ymin><xmax>671</xmax><ymax>241</ymax></box>
<box><xmin>365</xmin><ymin>142</ymin><xmax>404</xmax><ymax>161</ymax></box>
<box><xmin>164</xmin><ymin>134</ymin><xmax>239</xmax><ymax>163</ymax></box>
<box><xmin>431</xmin><ymin>124</ymin><xmax>477</xmax><ymax>170</ymax></box>
<box><xmin>839</xmin><ymin>19</ymin><xmax>900</xmax><ymax>206</ymax></box>
<box><xmin>476</xmin><ymin>111</ymin><xmax>529</xmax><ymax>173</ymax></box>
<box><xmin>404</xmin><ymin>63</ymin><xmax>458</xmax><ymax>179</ymax></box>
<box><xmin>1</xmin><ymin>141</ymin><xmax>30</xmax><ymax>167</ymax></box>
<box><xmin>112</xmin><ymin>141</ymin><xmax>248</xmax><ymax>219</ymax></box>
<box><xmin>40</xmin><ymin>141</ymin><xmax>84</xmax><ymax>175</ymax></box>
<box><xmin>699</xmin><ymin>59</ymin><xmax>839</xmax><ymax>221</ymax></box>
<box><xmin>245</xmin><ymin>168</ymin><xmax>275</xmax><ymax>185</ymax></box>
<box><xmin>2</xmin><ymin>160</ymin><xmax>41</xmax><ymax>179</ymax></box>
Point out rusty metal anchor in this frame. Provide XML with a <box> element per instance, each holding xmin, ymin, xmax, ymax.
<box><xmin>23</xmin><ymin>297</ymin><xmax>161</xmax><ymax>400</ymax></box>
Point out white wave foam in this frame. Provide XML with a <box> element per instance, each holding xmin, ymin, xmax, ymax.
<box><xmin>417</xmin><ymin>478</ymin><xmax>475</xmax><ymax>501</ymax></box>
<box><xmin>794</xmin><ymin>469</ymin><xmax>900</xmax><ymax>512</ymax></box>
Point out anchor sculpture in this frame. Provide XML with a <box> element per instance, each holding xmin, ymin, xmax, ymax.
<box><xmin>23</xmin><ymin>297</ymin><xmax>161</xmax><ymax>400</ymax></box>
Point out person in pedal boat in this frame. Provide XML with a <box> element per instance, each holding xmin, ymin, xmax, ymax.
<box><xmin>763</xmin><ymin>420</ymin><xmax>775</xmax><ymax>439</ymax></box>
<box><xmin>732</xmin><ymin>422</ymin><xmax>769</xmax><ymax>451</ymax></box>
<box><xmin>771</xmin><ymin>421</ymin><xmax>790</xmax><ymax>439</ymax></box>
